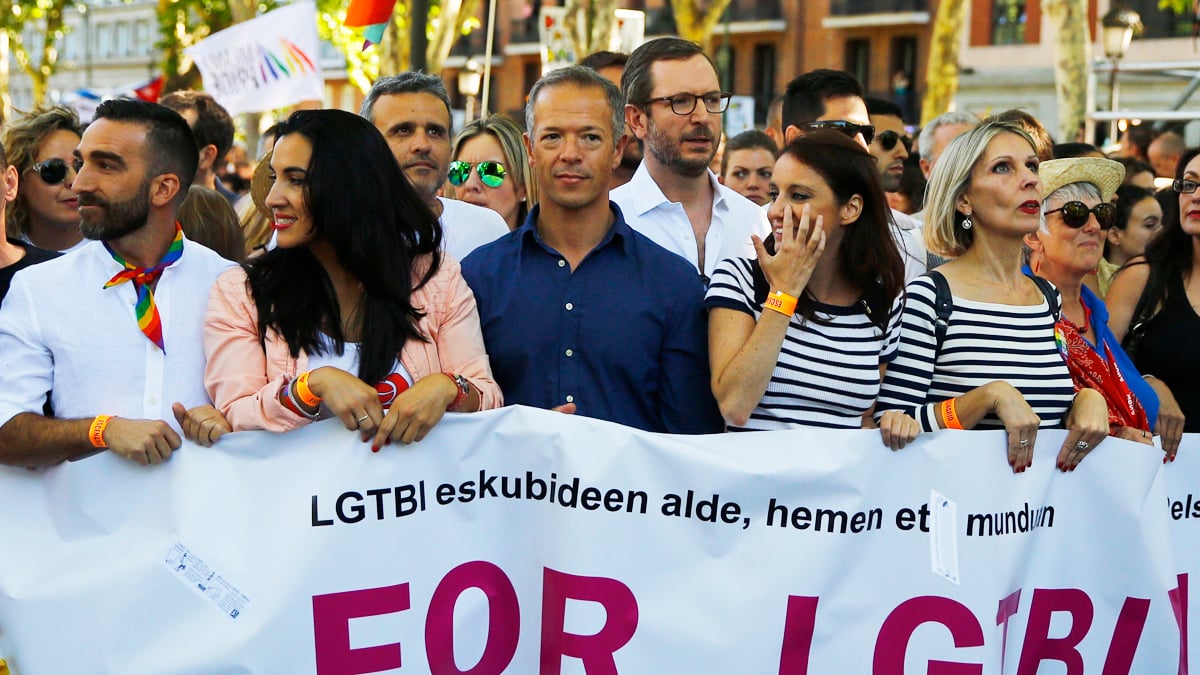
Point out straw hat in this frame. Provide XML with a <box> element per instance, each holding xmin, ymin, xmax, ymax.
<box><xmin>250</xmin><ymin>150</ymin><xmax>273</xmax><ymax>220</ymax></box>
<box><xmin>1039</xmin><ymin>157</ymin><xmax>1125</xmax><ymax>203</ymax></box>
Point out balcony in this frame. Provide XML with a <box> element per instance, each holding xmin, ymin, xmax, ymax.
<box><xmin>722</xmin><ymin>0</ymin><xmax>783</xmax><ymax>22</ymax></box>
<box><xmin>824</xmin><ymin>0</ymin><xmax>930</xmax><ymax>29</ymax></box>
<box><xmin>830</xmin><ymin>0</ymin><xmax>926</xmax><ymax>14</ymax></box>
<box><xmin>509</xmin><ymin>17</ymin><xmax>540</xmax><ymax>45</ymax></box>
<box><xmin>450</xmin><ymin>30</ymin><xmax>487</xmax><ymax>58</ymax></box>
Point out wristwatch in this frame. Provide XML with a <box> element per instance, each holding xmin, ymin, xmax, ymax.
<box><xmin>446</xmin><ymin>373</ymin><xmax>470</xmax><ymax>410</ymax></box>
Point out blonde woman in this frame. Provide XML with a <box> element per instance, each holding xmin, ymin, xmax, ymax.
<box><xmin>450</xmin><ymin>116</ymin><xmax>536</xmax><ymax>231</ymax></box>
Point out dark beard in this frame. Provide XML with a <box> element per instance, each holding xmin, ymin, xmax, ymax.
<box><xmin>79</xmin><ymin>179</ymin><xmax>152</xmax><ymax>241</ymax></box>
<box><xmin>647</xmin><ymin>123</ymin><xmax>714</xmax><ymax>179</ymax></box>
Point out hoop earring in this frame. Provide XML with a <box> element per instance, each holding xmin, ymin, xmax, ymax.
<box><xmin>961</xmin><ymin>216</ymin><xmax>973</xmax><ymax>230</ymax></box>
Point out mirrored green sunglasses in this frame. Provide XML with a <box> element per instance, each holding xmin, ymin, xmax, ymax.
<box><xmin>448</xmin><ymin>160</ymin><xmax>507</xmax><ymax>188</ymax></box>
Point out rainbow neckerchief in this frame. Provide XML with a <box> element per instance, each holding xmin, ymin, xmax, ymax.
<box><xmin>102</xmin><ymin>224</ymin><xmax>184</xmax><ymax>353</ymax></box>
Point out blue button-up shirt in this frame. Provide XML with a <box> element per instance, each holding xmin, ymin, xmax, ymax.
<box><xmin>461</xmin><ymin>203</ymin><xmax>723</xmax><ymax>434</ymax></box>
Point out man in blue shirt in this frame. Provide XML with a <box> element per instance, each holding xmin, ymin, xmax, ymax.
<box><xmin>461</xmin><ymin>66</ymin><xmax>722</xmax><ymax>434</ymax></box>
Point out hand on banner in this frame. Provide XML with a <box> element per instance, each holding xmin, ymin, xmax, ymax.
<box><xmin>308</xmin><ymin>367</ymin><xmax>383</xmax><ymax>435</ymax></box>
<box><xmin>104</xmin><ymin>417</ymin><xmax>182</xmax><ymax>465</ymax></box>
<box><xmin>988</xmin><ymin>382</ymin><xmax>1041</xmax><ymax>474</ymax></box>
<box><xmin>372</xmin><ymin>374</ymin><xmax>459</xmax><ymax>448</ymax></box>
<box><xmin>1144</xmin><ymin>375</ymin><xmax>1185</xmax><ymax>461</ymax></box>
<box><xmin>172</xmin><ymin>403</ymin><xmax>231</xmax><ymax>447</ymax></box>
<box><xmin>877</xmin><ymin>410</ymin><xmax>920</xmax><ymax>450</ymax></box>
<box><xmin>1058</xmin><ymin>388</ymin><xmax>1109</xmax><ymax>472</ymax></box>
<box><xmin>551</xmin><ymin>403</ymin><xmax>577</xmax><ymax>414</ymax></box>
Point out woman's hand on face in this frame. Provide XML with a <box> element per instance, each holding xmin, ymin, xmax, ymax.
<box><xmin>1058</xmin><ymin>388</ymin><xmax>1109</xmax><ymax>472</ymax></box>
<box><xmin>878</xmin><ymin>410</ymin><xmax>921</xmax><ymax>450</ymax></box>
<box><xmin>1145</xmin><ymin>376</ymin><xmax>1185</xmax><ymax>462</ymax></box>
<box><xmin>752</xmin><ymin>203</ymin><xmax>826</xmax><ymax>298</ymax></box>
<box><xmin>987</xmin><ymin>381</ymin><xmax>1041</xmax><ymax>474</ymax></box>
<box><xmin>307</xmin><ymin>366</ymin><xmax>384</xmax><ymax>437</ymax></box>
<box><xmin>373</xmin><ymin>374</ymin><xmax>459</xmax><ymax>448</ymax></box>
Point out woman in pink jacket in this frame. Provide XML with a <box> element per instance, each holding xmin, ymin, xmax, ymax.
<box><xmin>204</xmin><ymin>109</ymin><xmax>501</xmax><ymax>448</ymax></box>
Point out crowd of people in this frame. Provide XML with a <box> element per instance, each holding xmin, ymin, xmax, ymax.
<box><xmin>0</xmin><ymin>36</ymin><xmax>1194</xmax><ymax>473</ymax></box>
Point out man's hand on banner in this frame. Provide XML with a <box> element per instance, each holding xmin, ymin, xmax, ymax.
<box><xmin>172</xmin><ymin>403</ymin><xmax>232</xmax><ymax>447</ymax></box>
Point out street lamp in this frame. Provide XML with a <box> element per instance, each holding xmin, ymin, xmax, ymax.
<box><xmin>458</xmin><ymin>59</ymin><xmax>483</xmax><ymax>123</ymax></box>
<box><xmin>1101</xmin><ymin>7</ymin><xmax>1142</xmax><ymax>145</ymax></box>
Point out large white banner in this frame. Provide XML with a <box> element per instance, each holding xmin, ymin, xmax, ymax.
<box><xmin>185</xmin><ymin>2</ymin><xmax>324</xmax><ymax>115</ymax></box>
<box><xmin>0</xmin><ymin>406</ymin><xmax>1191</xmax><ymax>674</ymax></box>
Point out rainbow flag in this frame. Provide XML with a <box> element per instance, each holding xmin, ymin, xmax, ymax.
<box><xmin>344</xmin><ymin>0</ymin><xmax>396</xmax><ymax>47</ymax></box>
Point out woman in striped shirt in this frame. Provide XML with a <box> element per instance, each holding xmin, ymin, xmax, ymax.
<box><xmin>705</xmin><ymin>131</ymin><xmax>910</xmax><ymax>442</ymax></box>
<box><xmin>875</xmin><ymin>121</ymin><xmax>1109</xmax><ymax>473</ymax></box>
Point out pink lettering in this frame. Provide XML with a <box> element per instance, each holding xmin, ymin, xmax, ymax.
<box><xmin>1169</xmin><ymin>573</ymin><xmax>1189</xmax><ymax>675</ymax></box>
<box><xmin>778</xmin><ymin>595</ymin><xmax>819</xmax><ymax>675</ymax></box>
<box><xmin>1101</xmin><ymin>596</ymin><xmax>1151</xmax><ymax>674</ymax></box>
<box><xmin>996</xmin><ymin>589</ymin><xmax>1022</xmax><ymax>673</ymax></box>
<box><xmin>539</xmin><ymin>567</ymin><xmax>638</xmax><ymax>675</ymax></box>
<box><xmin>1016</xmin><ymin>588</ymin><xmax>1093</xmax><ymax>675</ymax></box>
<box><xmin>312</xmin><ymin>583</ymin><xmax>410</xmax><ymax>675</ymax></box>
<box><xmin>872</xmin><ymin>596</ymin><xmax>984</xmax><ymax>675</ymax></box>
<box><xmin>425</xmin><ymin>561</ymin><xmax>520</xmax><ymax>674</ymax></box>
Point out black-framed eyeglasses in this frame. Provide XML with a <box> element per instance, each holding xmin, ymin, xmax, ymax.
<box><xmin>876</xmin><ymin>130</ymin><xmax>912</xmax><ymax>153</ymax></box>
<box><xmin>642</xmin><ymin>92</ymin><xmax>732</xmax><ymax>116</ymax></box>
<box><xmin>1173</xmin><ymin>179</ymin><xmax>1199</xmax><ymax>194</ymax></box>
<box><xmin>801</xmin><ymin>120</ymin><xmax>876</xmax><ymax>145</ymax></box>
<box><xmin>28</xmin><ymin>158</ymin><xmax>70</xmax><ymax>185</ymax></box>
<box><xmin>1046</xmin><ymin>201</ymin><xmax>1117</xmax><ymax>230</ymax></box>
<box><xmin>447</xmin><ymin>160</ymin><xmax>506</xmax><ymax>188</ymax></box>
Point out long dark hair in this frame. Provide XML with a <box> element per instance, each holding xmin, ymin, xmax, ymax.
<box><xmin>758</xmin><ymin>130</ymin><xmax>905</xmax><ymax>330</ymax></box>
<box><xmin>245</xmin><ymin>109</ymin><xmax>443</xmax><ymax>385</ymax></box>
<box><xmin>1135</xmin><ymin>146</ymin><xmax>1200</xmax><ymax>310</ymax></box>
<box><xmin>1106</xmin><ymin>184</ymin><xmax>1155</xmax><ymax>259</ymax></box>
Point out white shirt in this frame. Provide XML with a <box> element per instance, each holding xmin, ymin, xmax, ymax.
<box><xmin>891</xmin><ymin>208</ymin><xmax>927</xmax><ymax>282</ymax></box>
<box><xmin>0</xmin><ymin>238</ymin><xmax>234</xmax><ymax>431</ymax></box>
<box><xmin>611</xmin><ymin>163</ymin><xmax>771</xmax><ymax>280</ymax></box>
<box><xmin>438</xmin><ymin>197</ymin><xmax>508</xmax><ymax>263</ymax></box>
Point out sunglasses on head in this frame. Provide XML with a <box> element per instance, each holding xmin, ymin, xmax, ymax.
<box><xmin>876</xmin><ymin>130</ymin><xmax>912</xmax><ymax>152</ymax></box>
<box><xmin>801</xmin><ymin>120</ymin><xmax>876</xmax><ymax>145</ymax></box>
<box><xmin>448</xmin><ymin>160</ymin><xmax>506</xmax><ymax>188</ymax></box>
<box><xmin>1046</xmin><ymin>201</ymin><xmax>1117</xmax><ymax>229</ymax></box>
<box><xmin>29</xmin><ymin>158</ymin><xmax>70</xmax><ymax>185</ymax></box>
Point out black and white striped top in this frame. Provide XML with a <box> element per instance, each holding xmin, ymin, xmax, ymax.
<box><xmin>705</xmin><ymin>257</ymin><xmax>903</xmax><ymax>430</ymax></box>
<box><xmin>875</xmin><ymin>275</ymin><xmax>1075</xmax><ymax>432</ymax></box>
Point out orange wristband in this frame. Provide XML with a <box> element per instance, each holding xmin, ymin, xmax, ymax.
<box><xmin>940</xmin><ymin>398</ymin><xmax>964</xmax><ymax>430</ymax></box>
<box><xmin>89</xmin><ymin>415</ymin><xmax>112</xmax><ymax>448</ymax></box>
<box><xmin>295</xmin><ymin>370</ymin><xmax>322</xmax><ymax>407</ymax></box>
<box><xmin>764</xmin><ymin>290</ymin><xmax>798</xmax><ymax>317</ymax></box>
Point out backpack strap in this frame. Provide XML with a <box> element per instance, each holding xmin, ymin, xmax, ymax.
<box><xmin>1026</xmin><ymin>275</ymin><xmax>1061</xmax><ymax>320</ymax></box>
<box><xmin>928</xmin><ymin>270</ymin><xmax>954</xmax><ymax>353</ymax></box>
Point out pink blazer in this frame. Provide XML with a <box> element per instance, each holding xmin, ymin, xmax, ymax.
<box><xmin>204</xmin><ymin>256</ymin><xmax>502</xmax><ymax>432</ymax></box>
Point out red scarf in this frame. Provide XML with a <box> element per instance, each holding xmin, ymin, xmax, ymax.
<box><xmin>1057</xmin><ymin>311</ymin><xmax>1150</xmax><ymax>434</ymax></box>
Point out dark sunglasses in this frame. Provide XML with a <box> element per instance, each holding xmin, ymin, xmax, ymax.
<box><xmin>448</xmin><ymin>160</ymin><xmax>506</xmax><ymax>188</ymax></box>
<box><xmin>801</xmin><ymin>120</ymin><xmax>875</xmax><ymax>145</ymax></box>
<box><xmin>876</xmin><ymin>130</ymin><xmax>912</xmax><ymax>152</ymax></box>
<box><xmin>29</xmin><ymin>158</ymin><xmax>70</xmax><ymax>185</ymax></box>
<box><xmin>1045</xmin><ymin>201</ymin><xmax>1117</xmax><ymax>230</ymax></box>
<box><xmin>1173</xmin><ymin>179</ymin><xmax>1199</xmax><ymax>194</ymax></box>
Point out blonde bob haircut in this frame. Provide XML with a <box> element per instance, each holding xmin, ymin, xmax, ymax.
<box><xmin>923</xmin><ymin>120</ymin><xmax>1036</xmax><ymax>258</ymax></box>
<box><xmin>452</xmin><ymin>115</ymin><xmax>537</xmax><ymax>226</ymax></box>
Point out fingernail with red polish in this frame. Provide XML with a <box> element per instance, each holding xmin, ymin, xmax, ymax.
<box><xmin>371</xmin><ymin>445</ymin><xmax>380</xmax><ymax>453</ymax></box>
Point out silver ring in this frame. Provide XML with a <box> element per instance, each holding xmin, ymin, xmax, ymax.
<box><xmin>1019</xmin><ymin>438</ymin><xmax>1030</xmax><ymax>447</ymax></box>
<box><xmin>356</xmin><ymin>414</ymin><xmax>369</xmax><ymax>423</ymax></box>
<box><xmin>1076</xmin><ymin>440</ymin><xmax>1089</xmax><ymax>451</ymax></box>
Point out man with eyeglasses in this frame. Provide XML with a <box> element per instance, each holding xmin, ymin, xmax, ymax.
<box><xmin>866</xmin><ymin>97</ymin><xmax>926</xmax><ymax>271</ymax></box>
<box><xmin>611</xmin><ymin>37</ymin><xmax>770</xmax><ymax>283</ymax></box>
<box><xmin>781</xmin><ymin>70</ymin><xmax>925</xmax><ymax>281</ymax></box>
<box><xmin>461</xmin><ymin>66</ymin><xmax>722</xmax><ymax>434</ymax></box>
<box><xmin>360</xmin><ymin>72</ymin><xmax>507</xmax><ymax>261</ymax></box>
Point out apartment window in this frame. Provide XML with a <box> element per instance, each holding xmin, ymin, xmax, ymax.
<box><xmin>115</xmin><ymin>21</ymin><xmax>131</xmax><ymax>56</ymax></box>
<box><xmin>752</xmin><ymin>43</ymin><xmax>776</xmax><ymax>126</ymax></box>
<box><xmin>96</xmin><ymin>23</ymin><xmax>112</xmax><ymax>57</ymax></box>
<box><xmin>992</xmin><ymin>0</ymin><xmax>1026</xmax><ymax>45</ymax></box>
<box><xmin>135</xmin><ymin>20</ymin><xmax>152</xmax><ymax>55</ymax></box>
<box><xmin>845</xmin><ymin>38</ymin><xmax>870</xmax><ymax>91</ymax></box>
<box><xmin>1125</xmin><ymin>0</ymin><xmax>1190</xmax><ymax>39</ymax></box>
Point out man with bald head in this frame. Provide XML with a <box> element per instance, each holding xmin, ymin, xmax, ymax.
<box><xmin>1149</xmin><ymin>130</ymin><xmax>1185</xmax><ymax>179</ymax></box>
